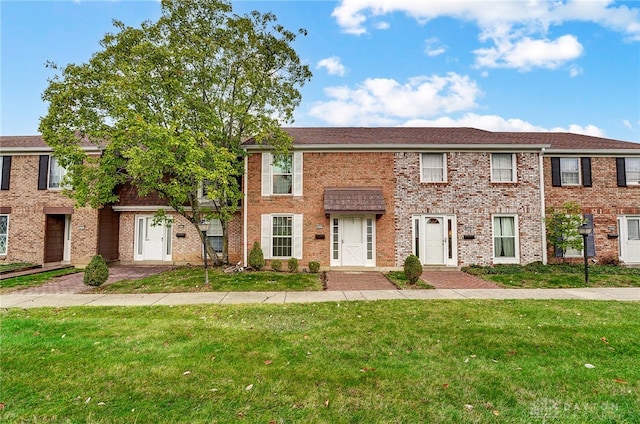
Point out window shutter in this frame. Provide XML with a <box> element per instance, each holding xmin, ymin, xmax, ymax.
<box><xmin>261</xmin><ymin>153</ymin><xmax>271</xmax><ymax>196</ymax></box>
<box><xmin>293</xmin><ymin>214</ymin><xmax>303</xmax><ymax>259</ymax></box>
<box><xmin>261</xmin><ymin>214</ymin><xmax>271</xmax><ymax>259</ymax></box>
<box><xmin>581</xmin><ymin>157</ymin><xmax>592</xmax><ymax>187</ymax></box>
<box><xmin>585</xmin><ymin>214</ymin><xmax>596</xmax><ymax>257</ymax></box>
<box><xmin>38</xmin><ymin>155</ymin><xmax>49</xmax><ymax>190</ymax></box>
<box><xmin>551</xmin><ymin>157</ymin><xmax>561</xmax><ymax>187</ymax></box>
<box><xmin>293</xmin><ymin>152</ymin><xmax>303</xmax><ymax>196</ymax></box>
<box><xmin>616</xmin><ymin>158</ymin><xmax>627</xmax><ymax>187</ymax></box>
<box><xmin>1</xmin><ymin>156</ymin><xmax>11</xmax><ymax>190</ymax></box>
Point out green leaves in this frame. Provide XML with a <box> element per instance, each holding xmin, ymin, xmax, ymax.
<box><xmin>39</xmin><ymin>0</ymin><xmax>311</xmax><ymax>258</ymax></box>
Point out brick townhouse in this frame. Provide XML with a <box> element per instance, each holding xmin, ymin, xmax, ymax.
<box><xmin>2</xmin><ymin>129</ymin><xmax>639</xmax><ymax>269</ymax></box>
<box><xmin>242</xmin><ymin>128</ymin><xmax>640</xmax><ymax>269</ymax></box>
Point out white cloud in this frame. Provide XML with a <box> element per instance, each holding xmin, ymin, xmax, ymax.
<box><xmin>309</xmin><ymin>73</ymin><xmax>481</xmax><ymax>126</ymax></box>
<box><xmin>403</xmin><ymin>113</ymin><xmax>606</xmax><ymax>137</ymax></box>
<box><xmin>374</xmin><ymin>21</ymin><xmax>390</xmax><ymax>30</ymax></box>
<box><xmin>623</xmin><ymin>119</ymin><xmax>633</xmax><ymax>129</ymax></box>
<box><xmin>331</xmin><ymin>0</ymin><xmax>639</xmax><ymax>70</ymax></box>
<box><xmin>424</xmin><ymin>37</ymin><xmax>447</xmax><ymax>57</ymax></box>
<box><xmin>317</xmin><ymin>56</ymin><xmax>347</xmax><ymax>77</ymax></box>
<box><xmin>569</xmin><ymin>64</ymin><xmax>583</xmax><ymax>77</ymax></box>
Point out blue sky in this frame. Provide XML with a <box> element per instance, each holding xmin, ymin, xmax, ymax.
<box><xmin>2</xmin><ymin>0</ymin><xmax>639</xmax><ymax>142</ymax></box>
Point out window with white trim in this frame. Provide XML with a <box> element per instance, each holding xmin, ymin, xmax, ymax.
<box><xmin>491</xmin><ymin>153</ymin><xmax>516</xmax><ymax>182</ymax></box>
<box><xmin>560</xmin><ymin>158</ymin><xmax>580</xmax><ymax>186</ymax></box>
<box><xmin>261</xmin><ymin>214</ymin><xmax>303</xmax><ymax>259</ymax></box>
<box><xmin>48</xmin><ymin>157</ymin><xmax>68</xmax><ymax>189</ymax></box>
<box><xmin>206</xmin><ymin>219</ymin><xmax>223</xmax><ymax>253</ymax></box>
<box><xmin>626</xmin><ymin>158</ymin><xmax>640</xmax><ymax>185</ymax></box>
<box><xmin>421</xmin><ymin>153</ymin><xmax>446</xmax><ymax>182</ymax></box>
<box><xmin>493</xmin><ymin>215</ymin><xmax>519</xmax><ymax>263</ymax></box>
<box><xmin>262</xmin><ymin>152</ymin><xmax>303</xmax><ymax>196</ymax></box>
<box><xmin>0</xmin><ymin>215</ymin><xmax>7</xmax><ymax>255</ymax></box>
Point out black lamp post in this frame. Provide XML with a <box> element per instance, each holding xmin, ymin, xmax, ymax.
<box><xmin>577</xmin><ymin>223</ymin><xmax>592</xmax><ymax>285</ymax></box>
<box><xmin>198</xmin><ymin>220</ymin><xmax>211</xmax><ymax>285</ymax></box>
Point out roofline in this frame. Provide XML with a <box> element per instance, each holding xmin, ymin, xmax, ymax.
<box><xmin>0</xmin><ymin>146</ymin><xmax>103</xmax><ymax>155</ymax></box>
<box><xmin>543</xmin><ymin>149</ymin><xmax>640</xmax><ymax>156</ymax></box>
<box><xmin>243</xmin><ymin>143</ymin><xmax>551</xmax><ymax>152</ymax></box>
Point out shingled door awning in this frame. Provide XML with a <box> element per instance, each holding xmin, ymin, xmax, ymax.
<box><xmin>324</xmin><ymin>187</ymin><xmax>386</xmax><ymax>216</ymax></box>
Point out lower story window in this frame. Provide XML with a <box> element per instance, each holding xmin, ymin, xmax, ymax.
<box><xmin>272</xmin><ymin>216</ymin><xmax>293</xmax><ymax>257</ymax></box>
<box><xmin>207</xmin><ymin>219</ymin><xmax>224</xmax><ymax>253</ymax></box>
<box><xmin>0</xmin><ymin>215</ymin><xmax>8</xmax><ymax>255</ymax></box>
<box><xmin>493</xmin><ymin>215</ymin><xmax>518</xmax><ymax>262</ymax></box>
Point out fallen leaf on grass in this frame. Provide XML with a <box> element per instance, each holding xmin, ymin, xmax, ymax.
<box><xmin>584</xmin><ymin>363</ymin><xmax>595</xmax><ymax>369</ymax></box>
<box><xmin>600</xmin><ymin>337</ymin><xmax>609</xmax><ymax>344</ymax></box>
<box><xmin>464</xmin><ymin>404</ymin><xmax>473</xmax><ymax>410</ymax></box>
<box><xmin>493</xmin><ymin>410</ymin><xmax>500</xmax><ymax>416</ymax></box>
<box><xmin>324</xmin><ymin>399</ymin><xmax>329</xmax><ymax>407</ymax></box>
<box><xmin>359</xmin><ymin>367</ymin><xmax>376</xmax><ymax>373</ymax></box>
<box><xmin>614</xmin><ymin>378</ymin><xmax>627</xmax><ymax>384</ymax></box>
<box><xmin>245</xmin><ymin>384</ymin><xmax>254</xmax><ymax>391</ymax></box>
<box><xmin>264</xmin><ymin>360</ymin><xmax>273</xmax><ymax>365</ymax></box>
<box><xmin>442</xmin><ymin>383</ymin><xmax>449</xmax><ymax>389</ymax></box>
<box><xmin>183</xmin><ymin>371</ymin><xmax>192</xmax><ymax>375</ymax></box>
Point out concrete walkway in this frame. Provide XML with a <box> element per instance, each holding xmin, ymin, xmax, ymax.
<box><xmin>2</xmin><ymin>287</ymin><xmax>639</xmax><ymax>308</ymax></box>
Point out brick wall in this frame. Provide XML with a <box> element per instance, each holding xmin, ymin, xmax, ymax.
<box><xmin>0</xmin><ymin>155</ymin><xmax>99</xmax><ymax>266</ymax></box>
<box><xmin>245</xmin><ymin>151</ymin><xmax>396</xmax><ymax>268</ymax></box>
<box><xmin>544</xmin><ymin>156</ymin><xmax>640</xmax><ymax>262</ymax></box>
<box><xmin>394</xmin><ymin>151</ymin><xmax>544</xmax><ymax>266</ymax></box>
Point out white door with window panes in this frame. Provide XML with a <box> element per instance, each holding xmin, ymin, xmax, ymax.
<box><xmin>330</xmin><ymin>215</ymin><xmax>375</xmax><ymax>267</ymax></box>
<box><xmin>620</xmin><ymin>216</ymin><xmax>640</xmax><ymax>264</ymax></box>
<box><xmin>413</xmin><ymin>215</ymin><xmax>457</xmax><ymax>266</ymax></box>
<box><xmin>134</xmin><ymin>215</ymin><xmax>172</xmax><ymax>261</ymax></box>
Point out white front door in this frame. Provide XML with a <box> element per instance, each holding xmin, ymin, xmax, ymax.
<box><xmin>135</xmin><ymin>216</ymin><xmax>172</xmax><ymax>261</ymax></box>
<box><xmin>623</xmin><ymin>217</ymin><xmax>640</xmax><ymax>264</ymax></box>
<box><xmin>63</xmin><ymin>215</ymin><xmax>71</xmax><ymax>263</ymax></box>
<box><xmin>424</xmin><ymin>217</ymin><xmax>445</xmax><ymax>265</ymax></box>
<box><xmin>342</xmin><ymin>217</ymin><xmax>364</xmax><ymax>266</ymax></box>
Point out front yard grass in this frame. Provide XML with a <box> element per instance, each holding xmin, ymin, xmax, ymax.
<box><xmin>90</xmin><ymin>266</ymin><xmax>323</xmax><ymax>293</ymax></box>
<box><xmin>2</xmin><ymin>300</ymin><xmax>638</xmax><ymax>423</ymax></box>
<box><xmin>463</xmin><ymin>263</ymin><xmax>640</xmax><ymax>288</ymax></box>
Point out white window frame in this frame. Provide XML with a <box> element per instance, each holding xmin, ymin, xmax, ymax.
<box><xmin>491</xmin><ymin>153</ymin><xmax>517</xmax><ymax>183</ymax></box>
<box><xmin>261</xmin><ymin>213</ymin><xmax>303</xmax><ymax>259</ymax></box>
<box><xmin>0</xmin><ymin>214</ymin><xmax>8</xmax><ymax>255</ymax></box>
<box><xmin>48</xmin><ymin>156</ymin><xmax>68</xmax><ymax>190</ymax></box>
<box><xmin>420</xmin><ymin>153</ymin><xmax>447</xmax><ymax>183</ymax></box>
<box><xmin>559</xmin><ymin>158</ymin><xmax>580</xmax><ymax>186</ymax></box>
<box><xmin>625</xmin><ymin>158</ymin><xmax>640</xmax><ymax>186</ymax></box>
<box><xmin>261</xmin><ymin>152</ymin><xmax>303</xmax><ymax>196</ymax></box>
<box><xmin>492</xmin><ymin>214</ymin><xmax>520</xmax><ymax>264</ymax></box>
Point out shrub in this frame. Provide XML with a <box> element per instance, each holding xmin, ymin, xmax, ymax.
<box><xmin>271</xmin><ymin>259</ymin><xmax>282</xmax><ymax>272</ymax></box>
<box><xmin>308</xmin><ymin>261</ymin><xmax>320</xmax><ymax>273</ymax></box>
<box><xmin>248</xmin><ymin>242</ymin><xmax>265</xmax><ymax>270</ymax></box>
<box><xmin>287</xmin><ymin>257</ymin><xmax>299</xmax><ymax>273</ymax></box>
<box><xmin>83</xmin><ymin>255</ymin><xmax>109</xmax><ymax>287</ymax></box>
<box><xmin>403</xmin><ymin>255</ymin><xmax>423</xmax><ymax>284</ymax></box>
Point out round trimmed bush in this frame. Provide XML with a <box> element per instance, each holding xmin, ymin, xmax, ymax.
<box><xmin>308</xmin><ymin>261</ymin><xmax>320</xmax><ymax>273</ymax></box>
<box><xmin>248</xmin><ymin>241</ymin><xmax>265</xmax><ymax>270</ymax></box>
<box><xmin>83</xmin><ymin>255</ymin><xmax>109</xmax><ymax>287</ymax></box>
<box><xmin>271</xmin><ymin>259</ymin><xmax>282</xmax><ymax>272</ymax></box>
<box><xmin>287</xmin><ymin>257</ymin><xmax>299</xmax><ymax>273</ymax></box>
<box><xmin>403</xmin><ymin>255</ymin><xmax>423</xmax><ymax>285</ymax></box>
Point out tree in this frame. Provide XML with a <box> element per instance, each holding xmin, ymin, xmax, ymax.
<box><xmin>545</xmin><ymin>201</ymin><xmax>585</xmax><ymax>258</ymax></box>
<box><xmin>39</xmin><ymin>0</ymin><xmax>312</xmax><ymax>264</ymax></box>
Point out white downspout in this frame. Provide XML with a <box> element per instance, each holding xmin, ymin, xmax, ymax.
<box><xmin>539</xmin><ymin>148</ymin><xmax>548</xmax><ymax>264</ymax></box>
<box><xmin>243</xmin><ymin>155</ymin><xmax>248</xmax><ymax>267</ymax></box>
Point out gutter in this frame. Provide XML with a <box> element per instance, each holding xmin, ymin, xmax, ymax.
<box><xmin>539</xmin><ymin>148</ymin><xmax>548</xmax><ymax>265</ymax></box>
<box><xmin>243</xmin><ymin>155</ymin><xmax>248</xmax><ymax>267</ymax></box>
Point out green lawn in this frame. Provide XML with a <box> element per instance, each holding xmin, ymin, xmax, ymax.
<box><xmin>2</xmin><ymin>300</ymin><xmax>638</xmax><ymax>423</ymax></box>
<box><xmin>387</xmin><ymin>270</ymin><xmax>435</xmax><ymax>289</ymax></box>
<box><xmin>463</xmin><ymin>263</ymin><xmax>640</xmax><ymax>288</ymax></box>
<box><xmin>91</xmin><ymin>267</ymin><xmax>324</xmax><ymax>293</ymax></box>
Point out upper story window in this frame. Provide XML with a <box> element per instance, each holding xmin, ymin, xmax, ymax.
<box><xmin>48</xmin><ymin>157</ymin><xmax>68</xmax><ymax>189</ymax></box>
<box><xmin>421</xmin><ymin>153</ymin><xmax>447</xmax><ymax>183</ymax></box>
<box><xmin>551</xmin><ymin>157</ymin><xmax>592</xmax><ymax>187</ymax></box>
<box><xmin>491</xmin><ymin>153</ymin><xmax>516</xmax><ymax>182</ymax></box>
<box><xmin>261</xmin><ymin>152</ymin><xmax>303</xmax><ymax>196</ymax></box>
<box><xmin>560</xmin><ymin>158</ymin><xmax>580</xmax><ymax>186</ymax></box>
<box><xmin>625</xmin><ymin>158</ymin><xmax>640</xmax><ymax>185</ymax></box>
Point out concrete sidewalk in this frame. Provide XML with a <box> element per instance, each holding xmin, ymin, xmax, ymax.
<box><xmin>2</xmin><ymin>287</ymin><xmax>639</xmax><ymax>308</ymax></box>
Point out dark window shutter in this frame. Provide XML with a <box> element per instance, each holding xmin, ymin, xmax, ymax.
<box><xmin>616</xmin><ymin>158</ymin><xmax>627</xmax><ymax>187</ymax></box>
<box><xmin>585</xmin><ymin>214</ymin><xmax>596</xmax><ymax>257</ymax></box>
<box><xmin>1</xmin><ymin>156</ymin><xmax>11</xmax><ymax>190</ymax></box>
<box><xmin>551</xmin><ymin>157</ymin><xmax>561</xmax><ymax>187</ymax></box>
<box><xmin>581</xmin><ymin>157</ymin><xmax>592</xmax><ymax>187</ymax></box>
<box><xmin>554</xmin><ymin>237</ymin><xmax>564</xmax><ymax>257</ymax></box>
<box><xmin>38</xmin><ymin>155</ymin><xmax>49</xmax><ymax>190</ymax></box>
